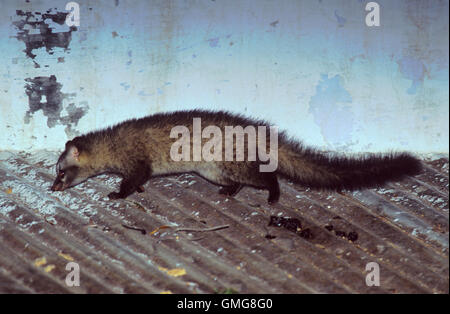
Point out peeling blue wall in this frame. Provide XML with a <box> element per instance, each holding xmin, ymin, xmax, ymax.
<box><xmin>0</xmin><ymin>0</ymin><xmax>448</xmax><ymax>153</ymax></box>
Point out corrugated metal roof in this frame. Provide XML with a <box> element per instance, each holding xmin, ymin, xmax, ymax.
<box><xmin>0</xmin><ymin>150</ymin><xmax>448</xmax><ymax>293</ymax></box>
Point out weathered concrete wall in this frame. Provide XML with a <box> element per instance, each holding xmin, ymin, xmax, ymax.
<box><xmin>0</xmin><ymin>0</ymin><xmax>448</xmax><ymax>153</ymax></box>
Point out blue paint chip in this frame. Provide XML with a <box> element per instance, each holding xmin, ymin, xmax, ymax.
<box><xmin>334</xmin><ymin>10</ymin><xmax>346</xmax><ymax>27</ymax></box>
<box><xmin>208</xmin><ymin>37</ymin><xmax>220</xmax><ymax>48</ymax></box>
<box><xmin>138</xmin><ymin>90</ymin><xmax>153</xmax><ymax>97</ymax></box>
<box><xmin>120</xmin><ymin>82</ymin><xmax>131</xmax><ymax>91</ymax></box>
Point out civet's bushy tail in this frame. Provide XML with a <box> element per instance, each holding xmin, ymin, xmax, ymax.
<box><xmin>277</xmin><ymin>139</ymin><xmax>423</xmax><ymax>191</ymax></box>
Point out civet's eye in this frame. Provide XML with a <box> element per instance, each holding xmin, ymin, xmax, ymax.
<box><xmin>59</xmin><ymin>171</ymin><xmax>65</xmax><ymax>178</ymax></box>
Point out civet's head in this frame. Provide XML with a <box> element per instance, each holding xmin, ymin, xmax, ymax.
<box><xmin>51</xmin><ymin>140</ymin><xmax>94</xmax><ymax>192</ymax></box>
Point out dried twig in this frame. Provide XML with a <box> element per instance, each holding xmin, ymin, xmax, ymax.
<box><xmin>175</xmin><ymin>225</ymin><xmax>229</xmax><ymax>233</ymax></box>
<box><xmin>122</xmin><ymin>223</ymin><xmax>147</xmax><ymax>234</ymax></box>
<box><xmin>122</xmin><ymin>223</ymin><xmax>229</xmax><ymax>237</ymax></box>
<box><xmin>125</xmin><ymin>199</ymin><xmax>147</xmax><ymax>212</ymax></box>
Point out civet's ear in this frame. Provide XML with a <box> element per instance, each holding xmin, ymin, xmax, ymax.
<box><xmin>66</xmin><ymin>144</ymin><xmax>80</xmax><ymax>164</ymax></box>
<box><xmin>65</xmin><ymin>140</ymin><xmax>73</xmax><ymax>149</ymax></box>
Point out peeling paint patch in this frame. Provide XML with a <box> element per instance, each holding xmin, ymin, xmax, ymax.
<box><xmin>397</xmin><ymin>56</ymin><xmax>426</xmax><ymax>94</ymax></box>
<box><xmin>270</xmin><ymin>20</ymin><xmax>279</xmax><ymax>27</ymax></box>
<box><xmin>334</xmin><ymin>10</ymin><xmax>346</xmax><ymax>27</ymax></box>
<box><xmin>24</xmin><ymin>75</ymin><xmax>65</xmax><ymax>128</ymax></box>
<box><xmin>12</xmin><ymin>9</ymin><xmax>77</xmax><ymax>65</ymax></box>
<box><xmin>60</xmin><ymin>102</ymin><xmax>89</xmax><ymax>137</ymax></box>
<box><xmin>23</xmin><ymin>75</ymin><xmax>88</xmax><ymax>137</ymax></box>
<box><xmin>308</xmin><ymin>74</ymin><xmax>354</xmax><ymax>148</ymax></box>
